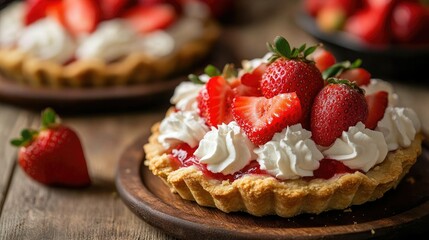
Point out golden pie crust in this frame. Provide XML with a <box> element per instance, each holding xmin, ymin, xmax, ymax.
<box><xmin>144</xmin><ymin>121</ymin><xmax>423</xmax><ymax>217</ymax></box>
<box><xmin>0</xmin><ymin>20</ymin><xmax>220</xmax><ymax>88</ymax></box>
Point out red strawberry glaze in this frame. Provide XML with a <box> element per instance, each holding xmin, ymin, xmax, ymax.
<box><xmin>168</xmin><ymin>145</ymin><xmax>361</xmax><ymax>181</ymax></box>
<box><xmin>312</xmin><ymin>158</ymin><xmax>359</xmax><ymax>180</ymax></box>
<box><xmin>168</xmin><ymin>143</ymin><xmax>266</xmax><ymax>182</ymax></box>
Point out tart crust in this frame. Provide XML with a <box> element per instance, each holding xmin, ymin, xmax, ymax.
<box><xmin>0</xmin><ymin>20</ymin><xmax>220</xmax><ymax>88</ymax></box>
<box><xmin>144</xmin><ymin>121</ymin><xmax>423</xmax><ymax>217</ymax></box>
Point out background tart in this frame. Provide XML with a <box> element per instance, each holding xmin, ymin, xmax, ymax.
<box><xmin>0</xmin><ymin>20</ymin><xmax>219</xmax><ymax>88</ymax></box>
<box><xmin>0</xmin><ymin>1</ymin><xmax>220</xmax><ymax>88</ymax></box>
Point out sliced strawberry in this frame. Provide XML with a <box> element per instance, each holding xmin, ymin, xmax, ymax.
<box><xmin>232</xmin><ymin>93</ymin><xmax>302</xmax><ymax>145</ymax></box>
<box><xmin>365</xmin><ymin>91</ymin><xmax>388</xmax><ymax>129</ymax></box>
<box><xmin>98</xmin><ymin>0</ymin><xmax>130</xmax><ymax>20</ymax></box>
<box><xmin>197</xmin><ymin>76</ymin><xmax>233</xmax><ymax>127</ymax></box>
<box><xmin>25</xmin><ymin>0</ymin><xmax>59</xmax><ymax>25</ymax></box>
<box><xmin>241</xmin><ymin>63</ymin><xmax>267</xmax><ymax>88</ymax></box>
<box><xmin>312</xmin><ymin>48</ymin><xmax>336</xmax><ymax>73</ymax></box>
<box><xmin>338</xmin><ymin>68</ymin><xmax>371</xmax><ymax>86</ymax></box>
<box><xmin>46</xmin><ymin>1</ymin><xmax>67</xmax><ymax>27</ymax></box>
<box><xmin>122</xmin><ymin>4</ymin><xmax>176</xmax><ymax>33</ymax></box>
<box><xmin>234</xmin><ymin>63</ymin><xmax>266</xmax><ymax>97</ymax></box>
<box><xmin>313</xmin><ymin>158</ymin><xmax>356</xmax><ymax>179</ymax></box>
<box><xmin>64</xmin><ymin>0</ymin><xmax>101</xmax><ymax>35</ymax></box>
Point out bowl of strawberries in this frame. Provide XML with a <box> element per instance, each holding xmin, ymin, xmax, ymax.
<box><xmin>297</xmin><ymin>0</ymin><xmax>429</xmax><ymax>81</ymax></box>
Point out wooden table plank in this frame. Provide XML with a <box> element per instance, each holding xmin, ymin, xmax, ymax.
<box><xmin>0</xmin><ymin>110</ymin><xmax>174</xmax><ymax>240</ymax></box>
<box><xmin>0</xmin><ymin>104</ymin><xmax>36</xmax><ymax>215</ymax></box>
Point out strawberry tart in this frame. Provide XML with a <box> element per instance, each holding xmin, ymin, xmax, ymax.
<box><xmin>143</xmin><ymin>36</ymin><xmax>423</xmax><ymax>217</ymax></box>
<box><xmin>0</xmin><ymin>0</ymin><xmax>220</xmax><ymax>88</ymax></box>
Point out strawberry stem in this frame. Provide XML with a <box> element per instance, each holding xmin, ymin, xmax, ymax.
<box><xmin>267</xmin><ymin>36</ymin><xmax>318</xmax><ymax>63</ymax></box>
<box><xmin>326</xmin><ymin>78</ymin><xmax>365</xmax><ymax>94</ymax></box>
<box><xmin>41</xmin><ymin>108</ymin><xmax>59</xmax><ymax>129</ymax></box>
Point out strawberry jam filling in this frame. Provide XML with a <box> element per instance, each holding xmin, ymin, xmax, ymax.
<box><xmin>169</xmin><ymin>144</ymin><xmax>360</xmax><ymax>181</ymax></box>
<box><xmin>169</xmin><ymin>143</ymin><xmax>266</xmax><ymax>182</ymax></box>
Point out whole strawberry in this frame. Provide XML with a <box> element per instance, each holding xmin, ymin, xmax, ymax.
<box><xmin>11</xmin><ymin>108</ymin><xmax>91</xmax><ymax>187</ymax></box>
<box><xmin>261</xmin><ymin>36</ymin><xmax>324</xmax><ymax>128</ymax></box>
<box><xmin>311</xmin><ymin>78</ymin><xmax>368</xmax><ymax>146</ymax></box>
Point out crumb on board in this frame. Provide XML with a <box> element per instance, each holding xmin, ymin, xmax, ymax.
<box><xmin>344</xmin><ymin>208</ymin><xmax>352</xmax><ymax>213</ymax></box>
<box><xmin>406</xmin><ymin>177</ymin><xmax>416</xmax><ymax>185</ymax></box>
<box><xmin>371</xmin><ymin>229</ymin><xmax>375</xmax><ymax>235</ymax></box>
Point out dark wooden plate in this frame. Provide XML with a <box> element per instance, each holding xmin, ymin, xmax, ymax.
<box><xmin>0</xmin><ymin>74</ymin><xmax>183</xmax><ymax>113</ymax></box>
<box><xmin>116</xmin><ymin>133</ymin><xmax>429</xmax><ymax>240</ymax></box>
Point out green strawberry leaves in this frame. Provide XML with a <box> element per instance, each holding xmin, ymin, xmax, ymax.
<box><xmin>268</xmin><ymin>36</ymin><xmax>318</xmax><ymax>63</ymax></box>
<box><xmin>188</xmin><ymin>64</ymin><xmax>238</xmax><ymax>84</ymax></box>
<box><xmin>322</xmin><ymin>59</ymin><xmax>362</xmax><ymax>80</ymax></box>
<box><xmin>11</xmin><ymin>108</ymin><xmax>60</xmax><ymax>147</ymax></box>
<box><xmin>10</xmin><ymin>129</ymin><xmax>38</xmax><ymax>147</ymax></box>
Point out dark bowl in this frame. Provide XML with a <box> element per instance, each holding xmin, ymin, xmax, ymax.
<box><xmin>296</xmin><ymin>13</ymin><xmax>429</xmax><ymax>82</ymax></box>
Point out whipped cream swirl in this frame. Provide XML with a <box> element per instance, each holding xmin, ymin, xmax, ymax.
<box><xmin>376</xmin><ymin>107</ymin><xmax>421</xmax><ymax>151</ymax></box>
<box><xmin>254</xmin><ymin>124</ymin><xmax>323</xmax><ymax>180</ymax></box>
<box><xmin>362</xmin><ymin>79</ymin><xmax>399</xmax><ymax>106</ymax></box>
<box><xmin>158</xmin><ymin>111</ymin><xmax>209</xmax><ymax>149</ymax></box>
<box><xmin>194</xmin><ymin>122</ymin><xmax>257</xmax><ymax>175</ymax></box>
<box><xmin>170</xmin><ymin>82</ymin><xmax>203</xmax><ymax>112</ymax></box>
<box><xmin>0</xmin><ymin>2</ymin><xmax>25</xmax><ymax>47</ymax></box>
<box><xmin>18</xmin><ymin>18</ymin><xmax>75</xmax><ymax>64</ymax></box>
<box><xmin>322</xmin><ymin>122</ymin><xmax>388</xmax><ymax>172</ymax></box>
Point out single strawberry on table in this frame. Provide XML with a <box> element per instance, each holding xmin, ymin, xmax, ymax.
<box><xmin>311</xmin><ymin>78</ymin><xmax>368</xmax><ymax>147</ymax></box>
<box><xmin>261</xmin><ymin>36</ymin><xmax>324</xmax><ymax>128</ymax></box>
<box><xmin>10</xmin><ymin>108</ymin><xmax>91</xmax><ymax>187</ymax></box>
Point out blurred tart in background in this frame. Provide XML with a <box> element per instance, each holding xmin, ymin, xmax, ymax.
<box><xmin>0</xmin><ymin>0</ymin><xmax>221</xmax><ymax>88</ymax></box>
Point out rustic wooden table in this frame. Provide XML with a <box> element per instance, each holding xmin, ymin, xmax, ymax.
<box><xmin>1</xmin><ymin>1</ymin><xmax>429</xmax><ymax>239</ymax></box>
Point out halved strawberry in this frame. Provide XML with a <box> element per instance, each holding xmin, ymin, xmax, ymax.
<box><xmin>233</xmin><ymin>63</ymin><xmax>266</xmax><ymax>97</ymax></box>
<box><xmin>365</xmin><ymin>91</ymin><xmax>388</xmax><ymax>129</ymax></box>
<box><xmin>338</xmin><ymin>68</ymin><xmax>371</xmax><ymax>86</ymax></box>
<box><xmin>197</xmin><ymin>76</ymin><xmax>233</xmax><ymax>127</ymax></box>
<box><xmin>25</xmin><ymin>0</ymin><xmax>59</xmax><ymax>25</ymax></box>
<box><xmin>98</xmin><ymin>0</ymin><xmax>130</xmax><ymax>20</ymax></box>
<box><xmin>232</xmin><ymin>92</ymin><xmax>302</xmax><ymax>145</ymax></box>
<box><xmin>46</xmin><ymin>1</ymin><xmax>67</xmax><ymax>27</ymax></box>
<box><xmin>122</xmin><ymin>4</ymin><xmax>176</xmax><ymax>33</ymax></box>
<box><xmin>64</xmin><ymin>0</ymin><xmax>102</xmax><ymax>35</ymax></box>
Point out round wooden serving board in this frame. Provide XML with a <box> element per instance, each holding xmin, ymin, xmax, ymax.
<box><xmin>116</xmin><ymin>133</ymin><xmax>429</xmax><ymax>240</ymax></box>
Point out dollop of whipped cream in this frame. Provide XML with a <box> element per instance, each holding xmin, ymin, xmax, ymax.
<box><xmin>170</xmin><ymin>82</ymin><xmax>203</xmax><ymax>112</ymax></box>
<box><xmin>322</xmin><ymin>122</ymin><xmax>388</xmax><ymax>172</ymax></box>
<box><xmin>139</xmin><ymin>30</ymin><xmax>175</xmax><ymax>57</ymax></box>
<box><xmin>376</xmin><ymin>107</ymin><xmax>421</xmax><ymax>151</ymax></box>
<box><xmin>0</xmin><ymin>1</ymin><xmax>25</xmax><ymax>48</ymax></box>
<box><xmin>76</xmin><ymin>20</ymin><xmax>141</xmax><ymax>61</ymax></box>
<box><xmin>194</xmin><ymin>121</ymin><xmax>257</xmax><ymax>175</ymax></box>
<box><xmin>158</xmin><ymin>111</ymin><xmax>209</xmax><ymax>149</ymax></box>
<box><xmin>18</xmin><ymin>17</ymin><xmax>75</xmax><ymax>64</ymax></box>
<box><xmin>254</xmin><ymin>124</ymin><xmax>323</xmax><ymax>180</ymax></box>
<box><xmin>362</xmin><ymin>79</ymin><xmax>399</xmax><ymax>106</ymax></box>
